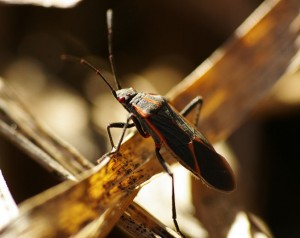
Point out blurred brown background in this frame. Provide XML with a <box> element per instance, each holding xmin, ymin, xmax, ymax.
<box><xmin>0</xmin><ymin>0</ymin><xmax>299</xmax><ymax>237</ymax></box>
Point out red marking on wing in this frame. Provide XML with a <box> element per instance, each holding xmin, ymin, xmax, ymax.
<box><xmin>143</xmin><ymin>113</ymin><xmax>235</xmax><ymax>191</ymax></box>
<box><xmin>143</xmin><ymin>97</ymin><xmax>161</xmax><ymax>106</ymax></box>
<box><xmin>132</xmin><ymin>95</ymin><xmax>163</xmax><ymax>118</ymax></box>
<box><xmin>188</xmin><ymin>141</ymin><xmax>201</xmax><ymax>175</ymax></box>
<box><xmin>144</xmin><ymin>117</ymin><xmax>169</xmax><ymax>145</ymax></box>
<box><xmin>133</xmin><ymin>104</ymin><xmax>149</xmax><ymax>118</ymax></box>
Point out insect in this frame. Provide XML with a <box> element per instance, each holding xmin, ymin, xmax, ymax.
<box><xmin>62</xmin><ymin>9</ymin><xmax>235</xmax><ymax>237</ymax></box>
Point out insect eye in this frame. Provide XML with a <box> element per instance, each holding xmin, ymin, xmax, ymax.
<box><xmin>118</xmin><ymin>97</ymin><xmax>125</xmax><ymax>103</ymax></box>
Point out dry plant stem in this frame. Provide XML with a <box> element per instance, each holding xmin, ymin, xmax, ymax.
<box><xmin>1</xmin><ymin>0</ymin><xmax>299</xmax><ymax>237</ymax></box>
<box><xmin>0</xmin><ymin>118</ymin><xmax>76</xmax><ymax>181</ymax></box>
<box><xmin>73</xmin><ymin>191</ymin><xmax>139</xmax><ymax>238</ymax></box>
<box><xmin>0</xmin><ymin>138</ymin><xmax>164</xmax><ymax>237</ymax></box>
<box><xmin>118</xmin><ymin>203</ymin><xmax>181</xmax><ymax>238</ymax></box>
<box><xmin>168</xmin><ymin>0</ymin><xmax>300</xmax><ymax>143</ymax></box>
<box><xmin>247</xmin><ymin>213</ymin><xmax>273</xmax><ymax>237</ymax></box>
<box><xmin>0</xmin><ymin>0</ymin><xmax>82</xmax><ymax>8</ymax></box>
<box><xmin>181</xmin><ymin>0</ymin><xmax>300</xmax><ymax>236</ymax></box>
<box><xmin>0</xmin><ymin>170</ymin><xmax>18</xmax><ymax>231</ymax></box>
<box><xmin>0</xmin><ymin>81</ymin><xmax>171</xmax><ymax>237</ymax></box>
<box><xmin>0</xmin><ymin>82</ymin><xmax>93</xmax><ymax>177</ymax></box>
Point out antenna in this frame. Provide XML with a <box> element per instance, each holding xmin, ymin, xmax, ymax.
<box><xmin>61</xmin><ymin>9</ymin><xmax>121</xmax><ymax>98</ymax></box>
<box><xmin>61</xmin><ymin>54</ymin><xmax>117</xmax><ymax>98</ymax></box>
<box><xmin>106</xmin><ymin>9</ymin><xmax>122</xmax><ymax>90</ymax></box>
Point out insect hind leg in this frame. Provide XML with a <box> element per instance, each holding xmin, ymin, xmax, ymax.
<box><xmin>180</xmin><ymin>96</ymin><xmax>203</xmax><ymax>128</ymax></box>
<box><xmin>155</xmin><ymin>146</ymin><xmax>186</xmax><ymax>238</ymax></box>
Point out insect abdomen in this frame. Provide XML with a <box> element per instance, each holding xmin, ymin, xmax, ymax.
<box><xmin>144</xmin><ymin>104</ymin><xmax>235</xmax><ymax>191</ymax></box>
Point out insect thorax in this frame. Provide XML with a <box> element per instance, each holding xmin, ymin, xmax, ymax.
<box><xmin>116</xmin><ymin>88</ymin><xmax>138</xmax><ymax>103</ymax></box>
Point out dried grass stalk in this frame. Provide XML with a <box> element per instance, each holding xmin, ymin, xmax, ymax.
<box><xmin>0</xmin><ymin>0</ymin><xmax>299</xmax><ymax>237</ymax></box>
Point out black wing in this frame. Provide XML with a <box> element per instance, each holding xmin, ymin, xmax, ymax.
<box><xmin>145</xmin><ymin>105</ymin><xmax>235</xmax><ymax>191</ymax></box>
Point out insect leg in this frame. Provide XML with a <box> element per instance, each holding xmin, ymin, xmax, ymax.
<box><xmin>131</xmin><ymin>116</ymin><xmax>150</xmax><ymax>138</ymax></box>
<box><xmin>180</xmin><ymin>96</ymin><xmax>203</xmax><ymax>127</ymax></box>
<box><xmin>155</xmin><ymin>146</ymin><xmax>186</xmax><ymax>238</ymax></box>
<box><xmin>105</xmin><ymin>113</ymin><xmax>137</xmax><ymax>156</ymax></box>
<box><xmin>107</xmin><ymin>122</ymin><xmax>135</xmax><ymax>149</ymax></box>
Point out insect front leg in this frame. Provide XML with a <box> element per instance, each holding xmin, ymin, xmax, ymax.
<box><xmin>106</xmin><ymin>113</ymin><xmax>136</xmax><ymax>155</ymax></box>
<box><xmin>155</xmin><ymin>145</ymin><xmax>186</xmax><ymax>238</ymax></box>
<box><xmin>180</xmin><ymin>96</ymin><xmax>203</xmax><ymax>127</ymax></box>
<box><xmin>107</xmin><ymin>122</ymin><xmax>135</xmax><ymax>149</ymax></box>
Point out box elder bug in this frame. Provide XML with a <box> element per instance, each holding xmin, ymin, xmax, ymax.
<box><xmin>62</xmin><ymin>9</ymin><xmax>235</xmax><ymax>238</ymax></box>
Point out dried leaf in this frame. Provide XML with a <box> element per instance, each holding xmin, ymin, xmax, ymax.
<box><xmin>0</xmin><ymin>0</ymin><xmax>299</xmax><ymax>237</ymax></box>
<box><xmin>119</xmin><ymin>203</ymin><xmax>181</xmax><ymax>238</ymax></box>
<box><xmin>168</xmin><ymin>0</ymin><xmax>300</xmax><ymax>142</ymax></box>
<box><xmin>0</xmin><ymin>170</ymin><xmax>19</xmax><ymax>231</ymax></box>
<box><xmin>0</xmin><ymin>0</ymin><xmax>81</xmax><ymax>8</ymax></box>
